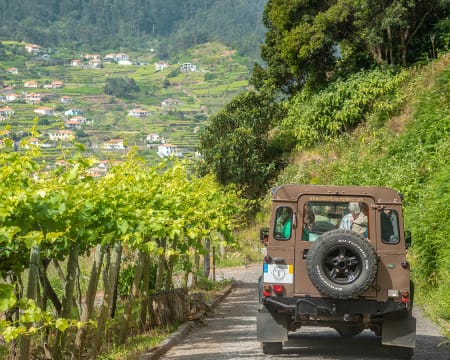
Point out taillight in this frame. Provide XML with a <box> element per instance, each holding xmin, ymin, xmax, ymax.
<box><xmin>263</xmin><ymin>285</ymin><xmax>272</xmax><ymax>297</ymax></box>
<box><xmin>272</xmin><ymin>284</ymin><xmax>284</xmax><ymax>295</ymax></box>
<box><xmin>401</xmin><ymin>290</ymin><xmax>410</xmax><ymax>303</ymax></box>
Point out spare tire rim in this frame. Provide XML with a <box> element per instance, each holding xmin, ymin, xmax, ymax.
<box><xmin>322</xmin><ymin>245</ymin><xmax>362</xmax><ymax>284</ymax></box>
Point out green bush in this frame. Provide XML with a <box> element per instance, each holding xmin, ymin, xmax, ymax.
<box><xmin>283</xmin><ymin>69</ymin><xmax>409</xmax><ymax>149</ymax></box>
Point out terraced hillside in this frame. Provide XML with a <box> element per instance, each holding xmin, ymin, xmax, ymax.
<box><xmin>0</xmin><ymin>41</ymin><xmax>251</xmax><ymax>163</ymax></box>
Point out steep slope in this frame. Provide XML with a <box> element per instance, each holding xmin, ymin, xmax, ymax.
<box><xmin>269</xmin><ymin>53</ymin><xmax>450</xmax><ymax>331</ymax></box>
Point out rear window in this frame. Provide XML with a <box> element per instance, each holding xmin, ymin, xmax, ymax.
<box><xmin>302</xmin><ymin>201</ymin><xmax>369</xmax><ymax>241</ymax></box>
<box><xmin>273</xmin><ymin>206</ymin><xmax>293</xmax><ymax>240</ymax></box>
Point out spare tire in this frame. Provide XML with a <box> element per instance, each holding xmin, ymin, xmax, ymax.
<box><xmin>306</xmin><ymin>229</ymin><xmax>377</xmax><ymax>299</ymax></box>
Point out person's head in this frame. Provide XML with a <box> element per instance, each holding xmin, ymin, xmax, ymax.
<box><xmin>348</xmin><ymin>202</ymin><xmax>360</xmax><ymax>215</ymax></box>
<box><xmin>304</xmin><ymin>209</ymin><xmax>315</xmax><ymax>227</ymax></box>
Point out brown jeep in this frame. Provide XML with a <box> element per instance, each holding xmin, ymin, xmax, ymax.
<box><xmin>257</xmin><ymin>184</ymin><xmax>415</xmax><ymax>358</ymax></box>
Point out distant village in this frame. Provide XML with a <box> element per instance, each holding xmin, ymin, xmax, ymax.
<box><xmin>0</xmin><ymin>42</ymin><xmax>206</xmax><ymax>172</ymax></box>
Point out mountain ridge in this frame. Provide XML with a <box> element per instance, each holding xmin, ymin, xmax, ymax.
<box><xmin>0</xmin><ymin>0</ymin><xmax>267</xmax><ymax>60</ymax></box>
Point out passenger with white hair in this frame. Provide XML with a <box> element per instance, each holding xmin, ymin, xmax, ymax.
<box><xmin>339</xmin><ymin>202</ymin><xmax>368</xmax><ymax>236</ymax></box>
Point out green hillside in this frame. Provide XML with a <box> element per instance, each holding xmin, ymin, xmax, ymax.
<box><xmin>0</xmin><ymin>41</ymin><xmax>251</xmax><ymax>163</ymax></box>
<box><xmin>0</xmin><ymin>0</ymin><xmax>266</xmax><ymax>60</ymax></box>
<box><xmin>253</xmin><ymin>54</ymin><xmax>450</xmax><ymax>331</ymax></box>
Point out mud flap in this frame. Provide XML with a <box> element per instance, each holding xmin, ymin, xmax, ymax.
<box><xmin>382</xmin><ymin>313</ymin><xmax>416</xmax><ymax>348</ymax></box>
<box><xmin>257</xmin><ymin>305</ymin><xmax>288</xmax><ymax>342</ymax></box>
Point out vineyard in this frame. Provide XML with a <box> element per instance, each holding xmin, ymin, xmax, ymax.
<box><xmin>0</xmin><ymin>148</ymin><xmax>246</xmax><ymax>359</ymax></box>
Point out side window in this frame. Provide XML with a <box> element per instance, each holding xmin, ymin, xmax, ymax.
<box><xmin>381</xmin><ymin>209</ymin><xmax>400</xmax><ymax>243</ymax></box>
<box><xmin>274</xmin><ymin>206</ymin><xmax>293</xmax><ymax>240</ymax></box>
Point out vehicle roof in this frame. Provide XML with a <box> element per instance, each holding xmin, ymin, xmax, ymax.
<box><xmin>272</xmin><ymin>184</ymin><xmax>402</xmax><ymax>204</ymax></box>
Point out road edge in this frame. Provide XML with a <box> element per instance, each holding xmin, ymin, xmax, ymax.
<box><xmin>138</xmin><ymin>282</ymin><xmax>236</xmax><ymax>360</ymax></box>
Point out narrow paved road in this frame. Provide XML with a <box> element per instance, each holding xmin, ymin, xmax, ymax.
<box><xmin>161</xmin><ymin>264</ymin><xmax>449</xmax><ymax>360</ymax></box>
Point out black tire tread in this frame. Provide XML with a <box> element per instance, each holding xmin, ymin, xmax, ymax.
<box><xmin>306</xmin><ymin>229</ymin><xmax>377</xmax><ymax>299</ymax></box>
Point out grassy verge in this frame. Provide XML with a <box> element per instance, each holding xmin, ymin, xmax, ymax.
<box><xmin>98</xmin><ymin>325</ymin><xmax>178</xmax><ymax>360</ymax></box>
<box><xmin>98</xmin><ymin>277</ymin><xmax>233</xmax><ymax>359</ymax></box>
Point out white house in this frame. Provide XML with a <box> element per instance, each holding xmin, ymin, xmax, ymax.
<box><xmin>60</xmin><ymin>96</ymin><xmax>73</xmax><ymax>104</ymax></box>
<box><xmin>160</xmin><ymin>98</ymin><xmax>179</xmax><ymax>108</ymax></box>
<box><xmin>128</xmin><ymin>108</ymin><xmax>149</xmax><ymax>117</ymax></box>
<box><xmin>180</xmin><ymin>62</ymin><xmax>196</xmax><ymax>72</ymax></box>
<box><xmin>65</xmin><ymin>109</ymin><xmax>84</xmax><ymax>116</ymax></box>
<box><xmin>103</xmin><ymin>139</ymin><xmax>125</xmax><ymax>150</ymax></box>
<box><xmin>51</xmin><ymin>80</ymin><xmax>64</xmax><ymax>88</ymax></box>
<box><xmin>6</xmin><ymin>93</ymin><xmax>20</xmax><ymax>102</ymax></box>
<box><xmin>146</xmin><ymin>133</ymin><xmax>160</xmax><ymax>144</ymax></box>
<box><xmin>70</xmin><ymin>116</ymin><xmax>87</xmax><ymax>123</ymax></box>
<box><xmin>25</xmin><ymin>44</ymin><xmax>41</xmax><ymax>54</ymax></box>
<box><xmin>116</xmin><ymin>53</ymin><xmax>129</xmax><ymax>61</ymax></box>
<box><xmin>84</xmin><ymin>53</ymin><xmax>101</xmax><ymax>60</ymax></box>
<box><xmin>27</xmin><ymin>137</ymin><xmax>41</xmax><ymax>146</ymax></box>
<box><xmin>25</xmin><ymin>93</ymin><xmax>41</xmax><ymax>104</ymax></box>
<box><xmin>157</xmin><ymin>143</ymin><xmax>181</xmax><ymax>158</ymax></box>
<box><xmin>104</xmin><ymin>53</ymin><xmax>129</xmax><ymax>62</ymax></box>
<box><xmin>34</xmin><ymin>107</ymin><xmax>54</xmax><ymax>116</ymax></box>
<box><xmin>24</xmin><ymin>80</ymin><xmax>39</xmax><ymax>88</ymax></box>
<box><xmin>49</xmin><ymin>130</ymin><xmax>75</xmax><ymax>142</ymax></box>
<box><xmin>89</xmin><ymin>59</ymin><xmax>102</xmax><ymax>68</ymax></box>
<box><xmin>0</xmin><ymin>106</ymin><xmax>14</xmax><ymax>116</ymax></box>
<box><xmin>65</xmin><ymin>116</ymin><xmax>87</xmax><ymax>129</ymax></box>
<box><xmin>155</xmin><ymin>61</ymin><xmax>169</xmax><ymax>71</ymax></box>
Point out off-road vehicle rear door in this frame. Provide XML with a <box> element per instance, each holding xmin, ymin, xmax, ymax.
<box><xmin>294</xmin><ymin>195</ymin><xmax>378</xmax><ymax>299</ymax></box>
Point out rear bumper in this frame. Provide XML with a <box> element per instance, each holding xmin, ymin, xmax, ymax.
<box><xmin>264</xmin><ymin>296</ymin><xmax>408</xmax><ymax>317</ymax></box>
<box><xmin>258</xmin><ymin>297</ymin><xmax>416</xmax><ymax>348</ymax></box>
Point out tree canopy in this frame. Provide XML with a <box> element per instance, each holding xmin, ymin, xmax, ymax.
<box><xmin>199</xmin><ymin>89</ymin><xmax>287</xmax><ymax>200</ymax></box>
<box><xmin>0</xmin><ymin>0</ymin><xmax>266</xmax><ymax>59</ymax></box>
<box><xmin>253</xmin><ymin>0</ymin><xmax>450</xmax><ymax>94</ymax></box>
<box><xmin>202</xmin><ymin>0</ymin><xmax>450</xmax><ymax>201</ymax></box>
<box><xmin>104</xmin><ymin>77</ymin><xmax>139</xmax><ymax>99</ymax></box>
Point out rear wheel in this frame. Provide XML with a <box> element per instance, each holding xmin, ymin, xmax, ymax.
<box><xmin>262</xmin><ymin>342</ymin><xmax>282</xmax><ymax>354</ymax></box>
<box><xmin>398</xmin><ymin>347</ymin><xmax>414</xmax><ymax>359</ymax></box>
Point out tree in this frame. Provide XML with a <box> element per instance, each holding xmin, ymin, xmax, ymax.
<box><xmin>254</xmin><ymin>0</ymin><xmax>450</xmax><ymax>94</ymax></box>
<box><xmin>199</xmin><ymin>89</ymin><xmax>287</xmax><ymax>200</ymax></box>
<box><xmin>0</xmin><ymin>0</ymin><xmax>267</xmax><ymax>60</ymax></box>
<box><xmin>103</xmin><ymin>77</ymin><xmax>139</xmax><ymax>99</ymax></box>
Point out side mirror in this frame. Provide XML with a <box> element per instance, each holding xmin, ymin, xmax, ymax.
<box><xmin>260</xmin><ymin>227</ymin><xmax>269</xmax><ymax>246</ymax></box>
<box><xmin>405</xmin><ymin>230</ymin><xmax>412</xmax><ymax>248</ymax></box>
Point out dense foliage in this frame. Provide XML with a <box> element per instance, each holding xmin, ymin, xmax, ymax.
<box><xmin>0</xmin><ymin>150</ymin><xmax>246</xmax><ymax>358</ymax></box>
<box><xmin>252</xmin><ymin>0</ymin><xmax>450</xmax><ymax>94</ymax></box>
<box><xmin>282</xmin><ymin>69</ymin><xmax>409</xmax><ymax>148</ymax></box>
<box><xmin>199</xmin><ymin>89</ymin><xmax>288</xmax><ymax>200</ymax></box>
<box><xmin>0</xmin><ymin>0</ymin><xmax>266</xmax><ymax>59</ymax></box>
<box><xmin>104</xmin><ymin>77</ymin><xmax>140</xmax><ymax>99</ymax></box>
<box><xmin>201</xmin><ymin>1</ymin><xmax>450</xmax><ymax>201</ymax></box>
